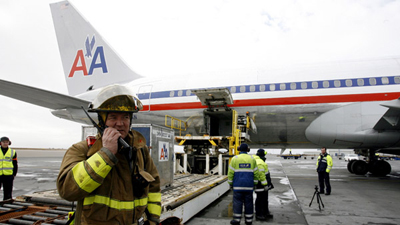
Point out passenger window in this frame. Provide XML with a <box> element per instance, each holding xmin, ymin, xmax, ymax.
<box><xmin>280</xmin><ymin>83</ymin><xmax>286</xmax><ymax>90</ymax></box>
<box><xmin>357</xmin><ymin>79</ymin><xmax>364</xmax><ymax>86</ymax></box>
<box><xmin>382</xmin><ymin>77</ymin><xmax>389</xmax><ymax>84</ymax></box>
<box><xmin>323</xmin><ymin>81</ymin><xmax>329</xmax><ymax>88</ymax></box>
<box><xmin>260</xmin><ymin>84</ymin><xmax>266</xmax><ymax>92</ymax></box>
<box><xmin>345</xmin><ymin>79</ymin><xmax>352</xmax><ymax>87</ymax></box>
<box><xmin>334</xmin><ymin>80</ymin><xmax>341</xmax><ymax>87</ymax></box>
<box><xmin>186</xmin><ymin>90</ymin><xmax>191</xmax><ymax>96</ymax></box>
<box><xmin>178</xmin><ymin>90</ymin><xmax>183</xmax><ymax>96</ymax></box>
<box><xmin>270</xmin><ymin>84</ymin><xmax>275</xmax><ymax>91</ymax></box>
<box><xmin>290</xmin><ymin>83</ymin><xmax>296</xmax><ymax>90</ymax></box>
<box><xmin>312</xmin><ymin>81</ymin><xmax>318</xmax><ymax>89</ymax></box>
<box><xmin>395</xmin><ymin>77</ymin><xmax>400</xmax><ymax>84</ymax></box>
<box><xmin>231</xmin><ymin>86</ymin><xmax>236</xmax><ymax>93</ymax></box>
<box><xmin>301</xmin><ymin>82</ymin><xmax>307</xmax><ymax>89</ymax></box>
<box><xmin>369</xmin><ymin>78</ymin><xmax>377</xmax><ymax>85</ymax></box>
<box><xmin>250</xmin><ymin>85</ymin><xmax>255</xmax><ymax>92</ymax></box>
<box><xmin>169</xmin><ymin>91</ymin><xmax>175</xmax><ymax>97</ymax></box>
<box><xmin>240</xmin><ymin>86</ymin><xmax>246</xmax><ymax>93</ymax></box>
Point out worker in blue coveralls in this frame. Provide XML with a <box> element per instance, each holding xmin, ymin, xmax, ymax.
<box><xmin>228</xmin><ymin>143</ymin><xmax>267</xmax><ymax>225</ymax></box>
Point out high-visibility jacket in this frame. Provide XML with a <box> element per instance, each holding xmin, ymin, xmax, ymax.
<box><xmin>0</xmin><ymin>148</ymin><xmax>15</xmax><ymax>176</ymax></box>
<box><xmin>228</xmin><ymin>152</ymin><xmax>267</xmax><ymax>192</ymax></box>
<box><xmin>316</xmin><ymin>153</ymin><xmax>333</xmax><ymax>173</ymax></box>
<box><xmin>253</xmin><ymin>155</ymin><xmax>271</xmax><ymax>192</ymax></box>
<box><xmin>57</xmin><ymin>130</ymin><xmax>161</xmax><ymax>225</ymax></box>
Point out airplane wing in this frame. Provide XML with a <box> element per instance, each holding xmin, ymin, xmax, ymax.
<box><xmin>373</xmin><ymin>98</ymin><xmax>400</xmax><ymax>130</ymax></box>
<box><xmin>0</xmin><ymin>79</ymin><xmax>90</xmax><ymax>110</ymax></box>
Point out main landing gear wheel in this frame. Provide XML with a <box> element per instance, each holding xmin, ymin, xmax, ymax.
<box><xmin>369</xmin><ymin>160</ymin><xmax>391</xmax><ymax>176</ymax></box>
<box><xmin>347</xmin><ymin>160</ymin><xmax>357</xmax><ymax>173</ymax></box>
<box><xmin>351</xmin><ymin>160</ymin><xmax>368</xmax><ymax>175</ymax></box>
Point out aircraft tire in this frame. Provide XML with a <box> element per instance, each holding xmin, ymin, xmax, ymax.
<box><xmin>347</xmin><ymin>160</ymin><xmax>357</xmax><ymax>173</ymax></box>
<box><xmin>351</xmin><ymin>160</ymin><xmax>368</xmax><ymax>175</ymax></box>
<box><xmin>369</xmin><ymin>160</ymin><xmax>391</xmax><ymax>176</ymax></box>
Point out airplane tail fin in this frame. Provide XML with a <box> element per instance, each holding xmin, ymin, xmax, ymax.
<box><xmin>50</xmin><ymin>1</ymin><xmax>142</xmax><ymax>96</ymax></box>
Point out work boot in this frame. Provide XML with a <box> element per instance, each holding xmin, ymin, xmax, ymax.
<box><xmin>256</xmin><ymin>215</ymin><xmax>266</xmax><ymax>221</ymax></box>
<box><xmin>325</xmin><ymin>192</ymin><xmax>331</xmax><ymax>195</ymax></box>
<box><xmin>230</xmin><ymin>220</ymin><xmax>240</xmax><ymax>225</ymax></box>
<box><xmin>265</xmin><ymin>212</ymin><xmax>273</xmax><ymax>219</ymax></box>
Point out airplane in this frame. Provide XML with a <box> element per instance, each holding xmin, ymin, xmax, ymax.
<box><xmin>1</xmin><ymin>0</ymin><xmax>400</xmax><ymax>176</ymax></box>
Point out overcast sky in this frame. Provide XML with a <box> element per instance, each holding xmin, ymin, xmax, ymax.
<box><xmin>1</xmin><ymin>0</ymin><xmax>400</xmax><ymax>149</ymax></box>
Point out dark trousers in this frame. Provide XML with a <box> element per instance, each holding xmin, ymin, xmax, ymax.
<box><xmin>232</xmin><ymin>191</ymin><xmax>253</xmax><ymax>224</ymax></box>
<box><xmin>0</xmin><ymin>175</ymin><xmax>14</xmax><ymax>200</ymax></box>
<box><xmin>255</xmin><ymin>190</ymin><xmax>269</xmax><ymax>216</ymax></box>
<box><xmin>318</xmin><ymin>171</ymin><xmax>331</xmax><ymax>194</ymax></box>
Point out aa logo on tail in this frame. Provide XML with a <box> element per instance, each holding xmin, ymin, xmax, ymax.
<box><xmin>69</xmin><ymin>35</ymin><xmax>108</xmax><ymax>77</ymax></box>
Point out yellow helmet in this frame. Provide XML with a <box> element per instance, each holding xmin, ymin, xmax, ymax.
<box><xmin>88</xmin><ymin>84</ymin><xmax>143</xmax><ymax>113</ymax></box>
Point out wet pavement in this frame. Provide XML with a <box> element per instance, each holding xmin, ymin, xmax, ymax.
<box><xmin>186</xmin><ymin>157</ymin><xmax>400</xmax><ymax>225</ymax></box>
<box><xmin>4</xmin><ymin>150</ymin><xmax>400</xmax><ymax>225</ymax></box>
<box><xmin>7</xmin><ymin>150</ymin><xmax>64</xmax><ymax>199</ymax></box>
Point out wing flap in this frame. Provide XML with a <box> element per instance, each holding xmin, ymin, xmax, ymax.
<box><xmin>0</xmin><ymin>79</ymin><xmax>90</xmax><ymax>110</ymax></box>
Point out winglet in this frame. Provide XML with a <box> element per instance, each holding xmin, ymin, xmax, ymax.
<box><xmin>50</xmin><ymin>1</ymin><xmax>142</xmax><ymax>96</ymax></box>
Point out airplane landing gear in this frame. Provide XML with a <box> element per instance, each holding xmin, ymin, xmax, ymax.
<box><xmin>347</xmin><ymin>160</ymin><xmax>356</xmax><ymax>173</ymax></box>
<box><xmin>347</xmin><ymin>149</ymin><xmax>391</xmax><ymax>176</ymax></box>
<box><xmin>369</xmin><ymin>160</ymin><xmax>391</xmax><ymax>176</ymax></box>
<box><xmin>350</xmin><ymin>160</ymin><xmax>368</xmax><ymax>175</ymax></box>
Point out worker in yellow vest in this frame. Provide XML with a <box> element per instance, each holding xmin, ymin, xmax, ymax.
<box><xmin>0</xmin><ymin>136</ymin><xmax>18</xmax><ymax>200</ymax></box>
<box><xmin>316</xmin><ymin>147</ymin><xmax>333</xmax><ymax>195</ymax></box>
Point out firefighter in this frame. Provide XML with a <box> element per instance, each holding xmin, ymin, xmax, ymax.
<box><xmin>254</xmin><ymin>149</ymin><xmax>274</xmax><ymax>220</ymax></box>
<box><xmin>57</xmin><ymin>85</ymin><xmax>161</xmax><ymax>225</ymax></box>
<box><xmin>0</xmin><ymin>136</ymin><xmax>18</xmax><ymax>200</ymax></box>
<box><xmin>316</xmin><ymin>147</ymin><xmax>333</xmax><ymax>195</ymax></box>
<box><xmin>228</xmin><ymin>143</ymin><xmax>267</xmax><ymax>225</ymax></box>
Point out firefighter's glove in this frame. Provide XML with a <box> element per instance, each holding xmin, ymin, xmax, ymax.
<box><xmin>264</xmin><ymin>186</ymin><xmax>269</xmax><ymax>191</ymax></box>
<box><xmin>229</xmin><ymin>185</ymin><xmax>233</xmax><ymax>191</ymax></box>
<box><xmin>268</xmin><ymin>183</ymin><xmax>274</xmax><ymax>190</ymax></box>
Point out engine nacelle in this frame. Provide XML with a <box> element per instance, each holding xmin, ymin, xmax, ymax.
<box><xmin>305</xmin><ymin>101</ymin><xmax>400</xmax><ymax>148</ymax></box>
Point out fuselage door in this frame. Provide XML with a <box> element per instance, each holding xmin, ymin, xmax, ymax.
<box><xmin>192</xmin><ymin>88</ymin><xmax>233</xmax><ymax>111</ymax></box>
<box><xmin>137</xmin><ymin>85</ymin><xmax>153</xmax><ymax>111</ymax></box>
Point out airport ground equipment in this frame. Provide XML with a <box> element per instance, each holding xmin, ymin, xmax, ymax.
<box><xmin>309</xmin><ymin>185</ymin><xmax>324</xmax><ymax>211</ymax></box>
<box><xmin>171</xmin><ymin>88</ymin><xmax>257</xmax><ymax>174</ymax></box>
<box><xmin>0</xmin><ymin>173</ymin><xmax>228</xmax><ymax>224</ymax></box>
<box><xmin>279</xmin><ymin>154</ymin><xmax>302</xmax><ymax>159</ymax></box>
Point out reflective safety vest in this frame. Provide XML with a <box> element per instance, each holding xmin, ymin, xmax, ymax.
<box><xmin>228</xmin><ymin>152</ymin><xmax>267</xmax><ymax>192</ymax></box>
<box><xmin>253</xmin><ymin>155</ymin><xmax>269</xmax><ymax>192</ymax></box>
<box><xmin>0</xmin><ymin>148</ymin><xmax>15</xmax><ymax>176</ymax></box>
<box><xmin>316</xmin><ymin>153</ymin><xmax>333</xmax><ymax>173</ymax></box>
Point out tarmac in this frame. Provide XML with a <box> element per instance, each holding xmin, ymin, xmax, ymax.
<box><xmin>4</xmin><ymin>150</ymin><xmax>400</xmax><ymax>225</ymax></box>
<box><xmin>186</xmin><ymin>156</ymin><xmax>400</xmax><ymax>225</ymax></box>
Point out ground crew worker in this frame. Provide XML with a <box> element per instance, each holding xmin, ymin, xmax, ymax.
<box><xmin>0</xmin><ymin>136</ymin><xmax>18</xmax><ymax>200</ymax></box>
<box><xmin>57</xmin><ymin>85</ymin><xmax>161</xmax><ymax>225</ymax></box>
<box><xmin>254</xmin><ymin>149</ymin><xmax>273</xmax><ymax>220</ymax></box>
<box><xmin>228</xmin><ymin>143</ymin><xmax>267</xmax><ymax>225</ymax></box>
<box><xmin>316</xmin><ymin>147</ymin><xmax>332</xmax><ymax>195</ymax></box>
